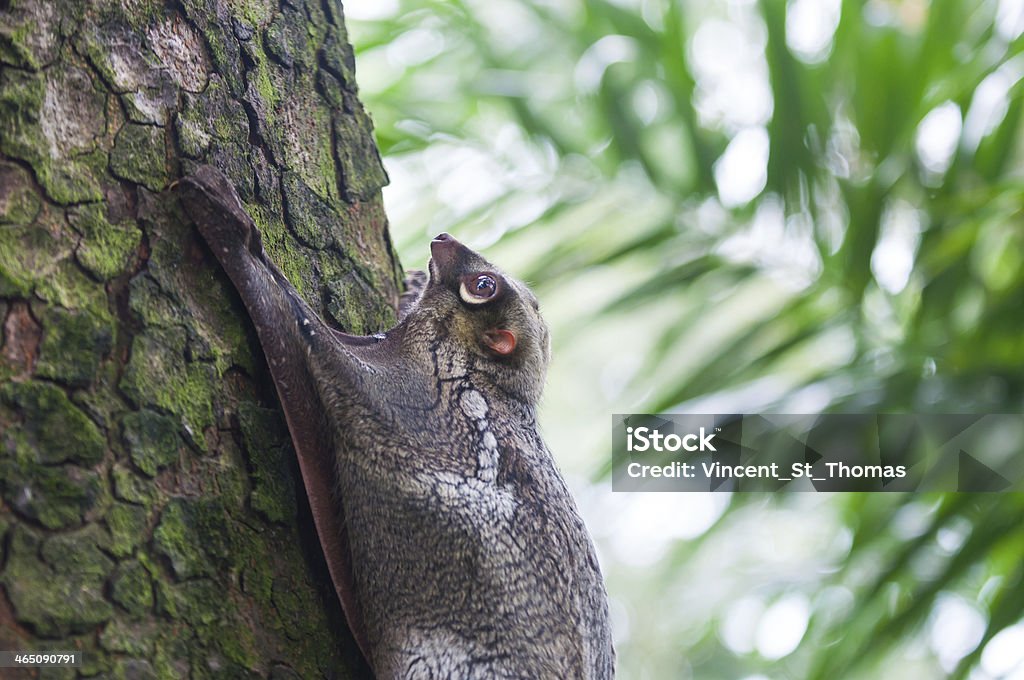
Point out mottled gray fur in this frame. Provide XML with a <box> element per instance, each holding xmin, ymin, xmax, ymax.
<box><xmin>179</xmin><ymin>166</ymin><xmax>614</xmax><ymax>679</ymax></box>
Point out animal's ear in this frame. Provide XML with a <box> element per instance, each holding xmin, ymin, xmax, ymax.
<box><xmin>482</xmin><ymin>328</ymin><xmax>517</xmax><ymax>355</ymax></box>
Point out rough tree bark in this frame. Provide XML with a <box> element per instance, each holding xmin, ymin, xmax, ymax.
<box><xmin>0</xmin><ymin>0</ymin><xmax>400</xmax><ymax>676</ymax></box>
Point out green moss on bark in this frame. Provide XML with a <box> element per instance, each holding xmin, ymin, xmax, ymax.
<box><xmin>175</xmin><ymin>75</ymin><xmax>249</xmax><ymax>159</ymax></box>
<box><xmin>35</xmin><ymin>150</ymin><xmax>108</xmax><ymax>205</ymax></box>
<box><xmin>0</xmin><ymin>160</ymin><xmax>42</xmax><ymax>224</ymax></box>
<box><xmin>0</xmin><ymin>381</ymin><xmax>110</xmax><ymax>529</ymax></box>
<box><xmin>109</xmin><ymin>658</ymin><xmax>158</xmax><ymax>680</ymax></box>
<box><xmin>110</xmin><ymin>123</ymin><xmax>168</xmax><ymax>191</ymax></box>
<box><xmin>111</xmin><ymin>463</ymin><xmax>157</xmax><ymax>506</ymax></box>
<box><xmin>2</xmin><ymin>525</ymin><xmax>114</xmax><ymax>635</ymax></box>
<box><xmin>35</xmin><ymin>305</ymin><xmax>115</xmax><ymax>387</ymax></box>
<box><xmin>0</xmin><ymin>225</ymin><xmax>63</xmax><ymax>298</ymax></box>
<box><xmin>0</xmin><ymin>66</ymin><xmax>107</xmax><ymax>204</ymax></box>
<box><xmin>153</xmin><ymin>498</ymin><xmax>231</xmax><ymax>580</ymax></box>
<box><xmin>238</xmin><ymin>403</ymin><xmax>296</xmax><ymax>523</ymax></box>
<box><xmin>323</xmin><ymin>260</ymin><xmax>397</xmax><ymax>335</ymax></box>
<box><xmin>120</xmin><ymin>327</ymin><xmax>216</xmax><ymax>448</ymax></box>
<box><xmin>41</xmin><ymin>523</ymin><xmax>113</xmax><ymax>576</ymax></box>
<box><xmin>111</xmin><ymin>560</ymin><xmax>155</xmax><ymax>616</ymax></box>
<box><xmin>0</xmin><ymin>380</ymin><xmax>105</xmax><ymax>464</ymax></box>
<box><xmin>122</xmin><ymin>409</ymin><xmax>181</xmax><ymax>477</ymax></box>
<box><xmin>333</xmin><ymin>109</ymin><xmax>389</xmax><ymax>202</ymax></box>
<box><xmin>99</xmin><ymin>618</ymin><xmax>156</xmax><ymax>656</ymax></box>
<box><xmin>105</xmin><ymin>502</ymin><xmax>149</xmax><ymax>557</ymax></box>
<box><xmin>68</xmin><ymin>202</ymin><xmax>141</xmax><ymax>280</ymax></box>
<box><xmin>0</xmin><ymin>459</ymin><xmax>106</xmax><ymax>529</ymax></box>
<box><xmin>0</xmin><ymin>0</ymin><xmax>66</xmax><ymax>69</ymax></box>
<box><xmin>1</xmin><ymin>0</ymin><xmax>397</xmax><ymax>675</ymax></box>
<box><xmin>0</xmin><ymin>198</ymin><xmax>113</xmax><ymax>312</ymax></box>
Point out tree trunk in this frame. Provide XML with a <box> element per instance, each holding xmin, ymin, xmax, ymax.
<box><xmin>0</xmin><ymin>0</ymin><xmax>398</xmax><ymax>676</ymax></box>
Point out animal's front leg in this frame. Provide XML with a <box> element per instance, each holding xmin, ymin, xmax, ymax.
<box><xmin>176</xmin><ymin>165</ymin><xmax>373</xmax><ymax>663</ymax></box>
<box><xmin>177</xmin><ymin>166</ymin><xmax>331</xmax><ymax>348</ymax></box>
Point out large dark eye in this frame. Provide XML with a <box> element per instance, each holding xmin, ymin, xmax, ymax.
<box><xmin>460</xmin><ymin>273</ymin><xmax>499</xmax><ymax>304</ymax></box>
<box><xmin>474</xmin><ymin>275</ymin><xmax>496</xmax><ymax>297</ymax></box>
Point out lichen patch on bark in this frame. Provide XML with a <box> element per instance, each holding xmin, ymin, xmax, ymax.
<box><xmin>40</xmin><ymin>65</ymin><xmax>106</xmax><ymax>160</ymax></box>
<box><xmin>146</xmin><ymin>15</ymin><xmax>210</xmax><ymax>94</ymax></box>
<box><xmin>0</xmin><ymin>0</ymin><xmax>63</xmax><ymax>69</ymax></box>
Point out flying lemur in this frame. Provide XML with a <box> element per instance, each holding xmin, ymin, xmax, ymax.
<box><xmin>178</xmin><ymin>166</ymin><xmax>615</xmax><ymax>678</ymax></box>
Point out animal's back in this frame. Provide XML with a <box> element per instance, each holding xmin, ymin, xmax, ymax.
<box><xmin>330</xmin><ymin>365</ymin><xmax>614</xmax><ymax>678</ymax></box>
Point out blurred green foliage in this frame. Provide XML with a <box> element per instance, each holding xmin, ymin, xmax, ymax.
<box><xmin>346</xmin><ymin>0</ymin><xmax>1024</xmax><ymax>678</ymax></box>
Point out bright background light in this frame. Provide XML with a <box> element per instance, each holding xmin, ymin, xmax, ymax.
<box><xmin>341</xmin><ymin>0</ymin><xmax>1024</xmax><ymax>677</ymax></box>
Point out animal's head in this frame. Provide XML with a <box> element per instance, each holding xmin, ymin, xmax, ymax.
<box><xmin>410</xmin><ymin>233</ymin><xmax>551</xmax><ymax>404</ymax></box>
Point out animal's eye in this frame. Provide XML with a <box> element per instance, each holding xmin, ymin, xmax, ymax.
<box><xmin>474</xmin><ymin>275</ymin><xmax>496</xmax><ymax>297</ymax></box>
<box><xmin>459</xmin><ymin>273</ymin><xmax>499</xmax><ymax>304</ymax></box>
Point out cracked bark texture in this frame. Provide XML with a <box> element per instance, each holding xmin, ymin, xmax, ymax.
<box><xmin>0</xmin><ymin>0</ymin><xmax>400</xmax><ymax>677</ymax></box>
